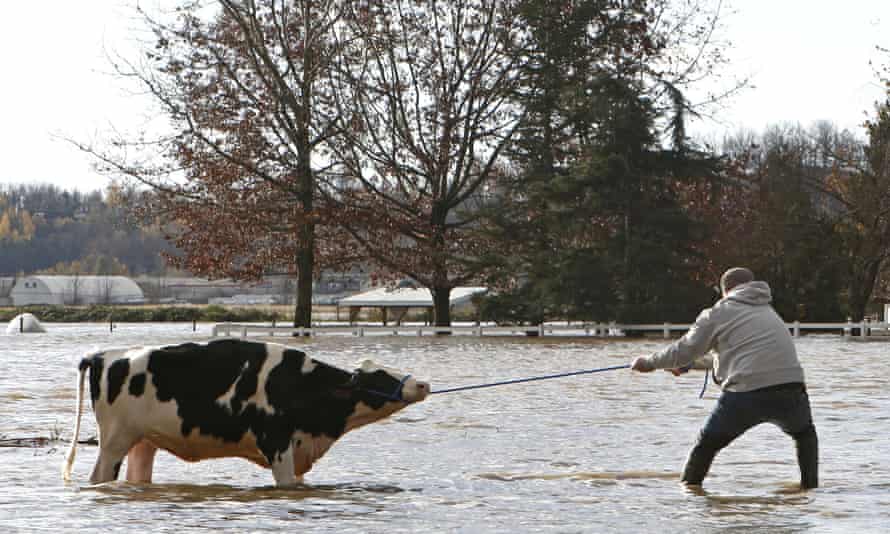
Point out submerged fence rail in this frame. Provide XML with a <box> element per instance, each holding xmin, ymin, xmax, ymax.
<box><xmin>210</xmin><ymin>320</ymin><xmax>890</xmax><ymax>339</ymax></box>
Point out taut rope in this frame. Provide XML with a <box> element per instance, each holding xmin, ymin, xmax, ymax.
<box><xmin>431</xmin><ymin>364</ymin><xmax>631</xmax><ymax>395</ymax></box>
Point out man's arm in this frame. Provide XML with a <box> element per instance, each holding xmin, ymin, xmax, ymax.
<box><xmin>631</xmin><ymin>310</ymin><xmax>718</xmax><ymax>372</ymax></box>
<box><xmin>666</xmin><ymin>353</ymin><xmax>714</xmax><ymax>375</ymax></box>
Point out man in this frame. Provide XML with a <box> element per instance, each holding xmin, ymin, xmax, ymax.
<box><xmin>630</xmin><ymin>267</ymin><xmax>818</xmax><ymax>489</ymax></box>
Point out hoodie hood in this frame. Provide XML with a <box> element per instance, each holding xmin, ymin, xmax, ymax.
<box><xmin>725</xmin><ymin>281</ymin><xmax>772</xmax><ymax>305</ymax></box>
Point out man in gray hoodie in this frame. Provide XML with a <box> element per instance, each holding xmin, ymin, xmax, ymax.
<box><xmin>631</xmin><ymin>267</ymin><xmax>818</xmax><ymax>489</ymax></box>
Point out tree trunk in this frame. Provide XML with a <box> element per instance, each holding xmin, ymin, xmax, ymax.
<box><xmin>431</xmin><ymin>286</ymin><xmax>452</xmax><ymax>327</ymax></box>
<box><xmin>848</xmin><ymin>288</ymin><xmax>867</xmax><ymax>322</ymax></box>
<box><xmin>292</xmin><ymin>146</ymin><xmax>315</xmax><ymax>330</ymax></box>
<box><xmin>293</xmin><ymin>229</ymin><xmax>314</xmax><ymax>329</ymax></box>
<box><xmin>848</xmin><ymin>258</ymin><xmax>883</xmax><ymax>322</ymax></box>
<box><xmin>848</xmin><ymin>279</ymin><xmax>872</xmax><ymax>322</ymax></box>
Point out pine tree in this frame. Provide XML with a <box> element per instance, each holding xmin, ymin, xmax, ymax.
<box><xmin>478</xmin><ymin>0</ymin><xmax>717</xmax><ymax>324</ymax></box>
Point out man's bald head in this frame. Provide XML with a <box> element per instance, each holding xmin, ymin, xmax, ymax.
<box><xmin>720</xmin><ymin>267</ymin><xmax>755</xmax><ymax>295</ymax></box>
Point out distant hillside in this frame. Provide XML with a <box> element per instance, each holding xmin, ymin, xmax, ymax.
<box><xmin>0</xmin><ymin>183</ymin><xmax>175</xmax><ymax>276</ymax></box>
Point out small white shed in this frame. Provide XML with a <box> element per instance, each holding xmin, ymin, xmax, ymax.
<box><xmin>338</xmin><ymin>286</ymin><xmax>487</xmax><ymax>324</ymax></box>
<box><xmin>11</xmin><ymin>276</ymin><xmax>145</xmax><ymax>306</ymax></box>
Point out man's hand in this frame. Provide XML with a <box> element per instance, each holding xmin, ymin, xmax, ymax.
<box><xmin>631</xmin><ymin>357</ymin><xmax>655</xmax><ymax>373</ymax></box>
<box><xmin>667</xmin><ymin>364</ymin><xmax>692</xmax><ymax>377</ymax></box>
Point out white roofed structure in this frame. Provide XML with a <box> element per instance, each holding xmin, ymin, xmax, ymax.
<box><xmin>10</xmin><ymin>275</ymin><xmax>145</xmax><ymax>306</ymax></box>
<box><xmin>338</xmin><ymin>285</ymin><xmax>487</xmax><ymax>325</ymax></box>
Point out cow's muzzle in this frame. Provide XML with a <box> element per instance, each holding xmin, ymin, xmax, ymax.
<box><xmin>401</xmin><ymin>379</ymin><xmax>430</xmax><ymax>403</ymax></box>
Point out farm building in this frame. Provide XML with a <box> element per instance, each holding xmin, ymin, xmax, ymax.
<box><xmin>338</xmin><ymin>285</ymin><xmax>487</xmax><ymax>324</ymax></box>
<box><xmin>10</xmin><ymin>276</ymin><xmax>145</xmax><ymax>306</ymax></box>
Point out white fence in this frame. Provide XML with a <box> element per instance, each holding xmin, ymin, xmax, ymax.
<box><xmin>211</xmin><ymin>321</ymin><xmax>889</xmax><ymax>339</ymax></box>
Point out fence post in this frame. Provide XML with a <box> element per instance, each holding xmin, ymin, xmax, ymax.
<box><xmin>793</xmin><ymin>321</ymin><xmax>800</xmax><ymax>338</ymax></box>
<box><xmin>663</xmin><ymin>322</ymin><xmax>670</xmax><ymax>339</ymax></box>
<box><xmin>844</xmin><ymin>320</ymin><xmax>852</xmax><ymax>338</ymax></box>
<box><xmin>20</xmin><ymin>315</ymin><xmax>24</xmax><ymax>333</ymax></box>
<box><xmin>538</xmin><ymin>324</ymin><xmax>545</xmax><ymax>337</ymax></box>
<box><xmin>860</xmin><ymin>322</ymin><xmax>867</xmax><ymax>338</ymax></box>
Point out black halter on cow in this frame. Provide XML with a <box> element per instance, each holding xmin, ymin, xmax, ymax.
<box><xmin>62</xmin><ymin>339</ymin><xmax>429</xmax><ymax>486</ymax></box>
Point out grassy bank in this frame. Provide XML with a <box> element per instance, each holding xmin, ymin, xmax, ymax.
<box><xmin>1</xmin><ymin>304</ymin><xmax>478</xmax><ymax>324</ymax></box>
<box><xmin>0</xmin><ymin>304</ymin><xmax>284</xmax><ymax>323</ymax></box>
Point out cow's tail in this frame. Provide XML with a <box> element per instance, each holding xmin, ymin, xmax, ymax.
<box><xmin>62</xmin><ymin>358</ymin><xmax>90</xmax><ymax>482</ymax></box>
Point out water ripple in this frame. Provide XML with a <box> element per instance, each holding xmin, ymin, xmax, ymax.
<box><xmin>2</xmin><ymin>327</ymin><xmax>889</xmax><ymax>532</ymax></box>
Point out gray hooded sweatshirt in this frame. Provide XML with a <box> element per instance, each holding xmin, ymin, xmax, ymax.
<box><xmin>644</xmin><ymin>281</ymin><xmax>805</xmax><ymax>392</ymax></box>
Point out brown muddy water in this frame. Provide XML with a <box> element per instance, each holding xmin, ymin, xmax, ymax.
<box><xmin>1</xmin><ymin>324</ymin><xmax>888</xmax><ymax>533</ymax></box>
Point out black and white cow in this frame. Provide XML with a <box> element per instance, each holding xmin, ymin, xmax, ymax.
<box><xmin>62</xmin><ymin>339</ymin><xmax>429</xmax><ymax>486</ymax></box>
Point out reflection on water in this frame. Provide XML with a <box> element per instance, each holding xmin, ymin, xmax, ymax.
<box><xmin>477</xmin><ymin>470</ymin><xmax>680</xmax><ymax>482</ymax></box>
<box><xmin>2</xmin><ymin>324</ymin><xmax>890</xmax><ymax>532</ymax></box>
<box><xmin>86</xmin><ymin>481</ymin><xmax>406</xmax><ymax>505</ymax></box>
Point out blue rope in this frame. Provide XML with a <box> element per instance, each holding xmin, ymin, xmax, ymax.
<box><xmin>355</xmin><ymin>374</ymin><xmax>413</xmax><ymax>401</ymax></box>
<box><xmin>676</xmin><ymin>364</ymin><xmax>710</xmax><ymax>399</ymax></box>
<box><xmin>431</xmin><ymin>364</ymin><xmax>631</xmax><ymax>395</ymax></box>
<box><xmin>699</xmin><ymin>370</ymin><xmax>709</xmax><ymax>399</ymax></box>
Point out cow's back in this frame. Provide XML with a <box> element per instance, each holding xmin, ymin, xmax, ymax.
<box><xmin>146</xmin><ymin>340</ymin><xmax>270</xmax><ymax>444</ymax></box>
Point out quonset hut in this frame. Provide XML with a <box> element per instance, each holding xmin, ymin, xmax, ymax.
<box><xmin>10</xmin><ymin>276</ymin><xmax>145</xmax><ymax>306</ymax></box>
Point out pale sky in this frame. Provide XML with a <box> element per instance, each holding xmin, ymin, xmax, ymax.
<box><xmin>1</xmin><ymin>0</ymin><xmax>888</xmax><ymax>193</ymax></box>
<box><xmin>688</xmin><ymin>0</ymin><xmax>890</xmax><ymax>140</ymax></box>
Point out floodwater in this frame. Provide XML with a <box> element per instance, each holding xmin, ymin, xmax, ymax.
<box><xmin>2</xmin><ymin>324</ymin><xmax>889</xmax><ymax>533</ymax></box>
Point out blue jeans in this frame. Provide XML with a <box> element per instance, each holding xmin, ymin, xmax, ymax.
<box><xmin>682</xmin><ymin>382</ymin><xmax>818</xmax><ymax>488</ymax></box>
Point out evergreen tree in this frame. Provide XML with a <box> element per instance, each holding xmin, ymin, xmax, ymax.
<box><xmin>478</xmin><ymin>0</ymin><xmax>717</xmax><ymax>324</ymax></box>
<box><xmin>584</xmin><ymin>78</ymin><xmax>715</xmax><ymax>322</ymax></box>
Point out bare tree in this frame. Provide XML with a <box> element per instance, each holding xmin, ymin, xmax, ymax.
<box><xmin>816</xmin><ymin>106</ymin><xmax>890</xmax><ymax>320</ymax></box>
<box><xmin>68</xmin><ymin>273</ymin><xmax>82</xmax><ymax>306</ymax></box>
<box><xmin>325</xmin><ymin>0</ymin><xmax>523</xmax><ymax>326</ymax></box>
<box><xmin>77</xmin><ymin>0</ymin><xmax>354</xmax><ymax>327</ymax></box>
<box><xmin>101</xmin><ymin>276</ymin><xmax>117</xmax><ymax>305</ymax></box>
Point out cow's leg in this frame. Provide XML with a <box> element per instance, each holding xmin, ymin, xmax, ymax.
<box><xmin>270</xmin><ymin>445</ymin><xmax>300</xmax><ymax>487</ymax></box>
<box><xmin>293</xmin><ymin>447</ymin><xmax>312</xmax><ymax>479</ymax></box>
<box><xmin>291</xmin><ymin>432</ymin><xmax>330</xmax><ymax>479</ymax></box>
<box><xmin>90</xmin><ymin>430</ymin><xmax>139</xmax><ymax>484</ymax></box>
<box><xmin>125</xmin><ymin>439</ymin><xmax>158</xmax><ymax>483</ymax></box>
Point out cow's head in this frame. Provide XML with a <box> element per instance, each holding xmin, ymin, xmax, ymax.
<box><xmin>351</xmin><ymin>359</ymin><xmax>429</xmax><ymax>405</ymax></box>
<box><xmin>356</xmin><ymin>359</ymin><xmax>429</xmax><ymax>403</ymax></box>
<box><xmin>341</xmin><ymin>360</ymin><xmax>429</xmax><ymax>433</ymax></box>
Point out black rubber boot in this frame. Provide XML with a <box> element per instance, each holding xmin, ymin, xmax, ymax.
<box><xmin>681</xmin><ymin>434</ymin><xmax>726</xmax><ymax>486</ymax></box>
<box><xmin>793</xmin><ymin>424</ymin><xmax>819</xmax><ymax>489</ymax></box>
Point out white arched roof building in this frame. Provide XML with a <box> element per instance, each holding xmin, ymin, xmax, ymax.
<box><xmin>11</xmin><ymin>276</ymin><xmax>145</xmax><ymax>306</ymax></box>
